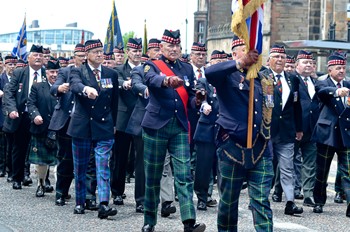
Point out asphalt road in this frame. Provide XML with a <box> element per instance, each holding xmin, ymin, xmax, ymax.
<box><xmin>0</xmin><ymin>157</ymin><xmax>349</xmax><ymax>232</ymax></box>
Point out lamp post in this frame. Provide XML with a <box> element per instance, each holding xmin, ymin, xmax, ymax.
<box><xmin>185</xmin><ymin>18</ymin><xmax>188</xmax><ymax>54</ymax></box>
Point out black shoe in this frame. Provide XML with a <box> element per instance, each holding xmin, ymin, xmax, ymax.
<box><xmin>284</xmin><ymin>201</ymin><xmax>303</xmax><ymax>215</ymax></box>
<box><xmin>206</xmin><ymin>197</ymin><xmax>217</xmax><ymax>207</ymax></box>
<box><xmin>55</xmin><ymin>197</ymin><xmax>65</xmax><ymax>206</ymax></box>
<box><xmin>197</xmin><ymin>201</ymin><xmax>207</xmax><ymax>211</ymax></box>
<box><xmin>98</xmin><ymin>204</ymin><xmax>117</xmax><ymax>219</ymax></box>
<box><xmin>22</xmin><ymin>176</ymin><xmax>33</xmax><ymax>186</ymax></box>
<box><xmin>0</xmin><ymin>171</ymin><xmax>5</xmax><ymax>177</ymax></box>
<box><xmin>7</xmin><ymin>177</ymin><xmax>13</xmax><ymax>183</ymax></box>
<box><xmin>313</xmin><ymin>205</ymin><xmax>323</xmax><ymax>213</ymax></box>
<box><xmin>45</xmin><ymin>185</ymin><xmax>54</xmax><ymax>193</ymax></box>
<box><xmin>346</xmin><ymin>204</ymin><xmax>350</xmax><ymax>217</ymax></box>
<box><xmin>36</xmin><ymin>185</ymin><xmax>45</xmax><ymax>197</ymax></box>
<box><xmin>12</xmin><ymin>181</ymin><xmax>22</xmax><ymax>190</ymax></box>
<box><xmin>122</xmin><ymin>193</ymin><xmax>126</xmax><ymax>199</ymax></box>
<box><xmin>161</xmin><ymin>201</ymin><xmax>176</xmax><ymax>217</ymax></box>
<box><xmin>303</xmin><ymin>197</ymin><xmax>315</xmax><ymax>207</ymax></box>
<box><xmin>85</xmin><ymin>199</ymin><xmax>99</xmax><ymax>211</ymax></box>
<box><xmin>64</xmin><ymin>194</ymin><xmax>72</xmax><ymax>200</ymax></box>
<box><xmin>334</xmin><ymin>192</ymin><xmax>344</xmax><ymax>204</ymax></box>
<box><xmin>272</xmin><ymin>193</ymin><xmax>282</xmax><ymax>202</ymax></box>
<box><xmin>113</xmin><ymin>195</ymin><xmax>124</xmax><ymax>205</ymax></box>
<box><xmin>136</xmin><ymin>204</ymin><xmax>144</xmax><ymax>213</ymax></box>
<box><xmin>73</xmin><ymin>205</ymin><xmax>85</xmax><ymax>214</ymax></box>
<box><xmin>141</xmin><ymin>224</ymin><xmax>155</xmax><ymax>232</ymax></box>
<box><xmin>241</xmin><ymin>182</ymin><xmax>248</xmax><ymax>190</ymax></box>
<box><xmin>294</xmin><ymin>193</ymin><xmax>304</xmax><ymax>200</ymax></box>
<box><xmin>184</xmin><ymin>222</ymin><xmax>206</xmax><ymax>232</ymax></box>
<box><xmin>175</xmin><ymin>194</ymin><xmax>179</xmax><ymax>202</ymax></box>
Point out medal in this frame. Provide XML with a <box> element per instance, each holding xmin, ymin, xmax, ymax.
<box><xmin>184</xmin><ymin>75</ymin><xmax>190</xmax><ymax>87</ymax></box>
<box><xmin>239</xmin><ymin>75</ymin><xmax>244</xmax><ymax>90</ymax></box>
<box><xmin>266</xmin><ymin>94</ymin><xmax>274</xmax><ymax>108</ymax></box>
<box><xmin>18</xmin><ymin>83</ymin><xmax>23</xmax><ymax>92</ymax></box>
<box><xmin>212</xmin><ymin>87</ymin><xmax>217</xmax><ymax>98</ymax></box>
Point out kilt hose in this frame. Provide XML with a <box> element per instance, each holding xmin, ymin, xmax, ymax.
<box><xmin>72</xmin><ymin>138</ymin><xmax>114</xmax><ymax>205</ymax></box>
<box><xmin>143</xmin><ymin>117</ymin><xmax>196</xmax><ymax>226</ymax></box>
<box><xmin>217</xmin><ymin>145</ymin><xmax>273</xmax><ymax>232</ymax></box>
<box><xmin>313</xmin><ymin>143</ymin><xmax>350</xmax><ymax>206</ymax></box>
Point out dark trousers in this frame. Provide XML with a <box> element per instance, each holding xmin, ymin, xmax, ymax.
<box><xmin>0</xmin><ymin>129</ymin><xmax>7</xmax><ymax>173</ymax></box>
<box><xmin>5</xmin><ymin>132</ymin><xmax>14</xmax><ymax>177</ymax></box>
<box><xmin>55</xmin><ymin>123</ymin><xmax>74</xmax><ymax>199</ymax></box>
<box><xmin>110</xmin><ymin>131</ymin><xmax>133</xmax><ymax>197</ymax></box>
<box><xmin>12</xmin><ymin>113</ymin><xmax>31</xmax><ymax>183</ymax></box>
<box><xmin>313</xmin><ymin>143</ymin><xmax>350</xmax><ymax>206</ymax></box>
<box><xmin>194</xmin><ymin>141</ymin><xmax>217</xmax><ymax>203</ymax></box>
<box><xmin>134</xmin><ymin>135</ymin><xmax>145</xmax><ymax>205</ymax></box>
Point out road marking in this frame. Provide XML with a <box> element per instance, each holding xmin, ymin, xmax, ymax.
<box><xmin>274</xmin><ymin>221</ymin><xmax>317</xmax><ymax>231</ymax></box>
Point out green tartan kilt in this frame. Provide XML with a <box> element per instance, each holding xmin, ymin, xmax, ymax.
<box><xmin>28</xmin><ymin>134</ymin><xmax>58</xmax><ymax>166</ymax></box>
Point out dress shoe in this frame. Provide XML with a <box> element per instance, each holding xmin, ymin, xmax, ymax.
<box><xmin>175</xmin><ymin>194</ymin><xmax>179</xmax><ymax>202</ymax></box>
<box><xmin>13</xmin><ymin>181</ymin><xmax>22</xmax><ymax>189</ymax></box>
<box><xmin>346</xmin><ymin>204</ymin><xmax>350</xmax><ymax>217</ymax></box>
<box><xmin>98</xmin><ymin>204</ymin><xmax>118</xmax><ymax>219</ymax></box>
<box><xmin>122</xmin><ymin>193</ymin><xmax>126</xmax><ymax>199</ymax></box>
<box><xmin>141</xmin><ymin>224</ymin><xmax>155</xmax><ymax>232</ymax></box>
<box><xmin>294</xmin><ymin>193</ymin><xmax>304</xmax><ymax>200</ymax></box>
<box><xmin>197</xmin><ymin>201</ymin><xmax>207</xmax><ymax>211</ymax></box>
<box><xmin>136</xmin><ymin>204</ymin><xmax>144</xmax><ymax>213</ymax></box>
<box><xmin>36</xmin><ymin>185</ymin><xmax>45</xmax><ymax>197</ymax></box>
<box><xmin>73</xmin><ymin>205</ymin><xmax>85</xmax><ymax>214</ymax></box>
<box><xmin>241</xmin><ymin>181</ymin><xmax>248</xmax><ymax>190</ymax></box>
<box><xmin>184</xmin><ymin>222</ymin><xmax>206</xmax><ymax>232</ymax></box>
<box><xmin>85</xmin><ymin>199</ymin><xmax>99</xmax><ymax>211</ymax></box>
<box><xmin>313</xmin><ymin>205</ymin><xmax>323</xmax><ymax>213</ymax></box>
<box><xmin>206</xmin><ymin>197</ymin><xmax>217</xmax><ymax>207</ymax></box>
<box><xmin>161</xmin><ymin>201</ymin><xmax>176</xmax><ymax>217</ymax></box>
<box><xmin>64</xmin><ymin>194</ymin><xmax>72</xmax><ymax>200</ymax></box>
<box><xmin>334</xmin><ymin>192</ymin><xmax>344</xmax><ymax>204</ymax></box>
<box><xmin>55</xmin><ymin>197</ymin><xmax>65</xmax><ymax>206</ymax></box>
<box><xmin>0</xmin><ymin>171</ymin><xmax>5</xmax><ymax>177</ymax></box>
<box><xmin>45</xmin><ymin>185</ymin><xmax>54</xmax><ymax>193</ymax></box>
<box><xmin>113</xmin><ymin>195</ymin><xmax>124</xmax><ymax>205</ymax></box>
<box><xmin>7</xmin><ymin>177</ymin><xmax>13</xmax><ymax>183</ymax></box>
<box><xmin>272</xmin><ymin>193</ymin><xmax>282</xmax><ymax>202</ymax></box>
<box><xmin>22</xmin><ymin>176</ymin><xmax>33</xmax><ymax>186</ymax></box>
<box><xmin>303</xmin><ymin>197</ymin><xmax>315</xmax><ymax>207</ymax></box>
<box><xmin>284</xmin><ymin>201</ymin><xmax>303</xmax><ymax>215</ymax></box>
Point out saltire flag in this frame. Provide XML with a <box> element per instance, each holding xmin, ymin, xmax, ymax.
<box><xmin>143</xmin><ymin>19</ymin><xmax>148</xmax><ymax>54</ymax></box>
<box><xmin>104</xmin><ymin>0</ymin><xmax>124</xmax><ymax>53</ymax></box>
<box><xmin>12</xmin><ymin>15</ymin><xmax>28</xmax><ymax>61</ymax></box>
<box><xmin>231</xmin><ymin>0</ymin><xmax>266</xmax><ymax>79</ymax></box>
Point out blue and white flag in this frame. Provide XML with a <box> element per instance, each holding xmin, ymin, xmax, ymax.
<box><xmin>12</xmin><ymin>16</ymin><xmax>28</xmax><ymax>61</ymax></box>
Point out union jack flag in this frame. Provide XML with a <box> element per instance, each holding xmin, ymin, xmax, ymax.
<box><xmin>231</xmin><ymin>0</ymin><xmax>266</xmax><ymax>79</ymax></box>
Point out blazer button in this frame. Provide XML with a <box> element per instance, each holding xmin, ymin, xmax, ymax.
<box><xmin>71</xmin><ymin>101</ymin><xmax>74</xmax><ymax>104</ymax></box>
<box><xmin>102</xmin><ymin>118</ymin><xmax>105</xmax><ymax>121</ymax></box>
<box><xmin>90</xmin><ymin>117</ymin><xmax>93</xmax><ymax>120</ymax></box>
<box><xmin>310</xmin><ymin>110</ymin><xmax>312</xmax><ymax>113</ymax></box>
<box><xmin>68</xmin><ymin>110</ymin><xmax>72</xmax><ymax>113</ymax></box>
<box><xmin>210</xmin><ymin>101</ymin><xmax>213</xmax><ymax>104</ymax></box>
<box><xmin>279</xmin><ymin>116</ymin><xmax>282</xmax><ymax>119</ymax></box>
<box><xmin>175</xmin><ymin>110</ymin><xmax>177</xmax><ymax>113</ymax></box>
<box><xmin>335</xmin><ymin>126</ymin><xmax>337</xmax><ymax>129</ymax></box>
<box><xmin>345</xmin><ymin>128</ymin><xmax>348</xmax><ymax>131</ymax></box>
<box><xmin>104</xmin><ymin>106</ymin><xmax>107</xmax><ymax>109</ymax></box>
<box><xmin>92</xmin><ymin>106</ymin><xmax>94</xmax><ymax>109</ymax></box>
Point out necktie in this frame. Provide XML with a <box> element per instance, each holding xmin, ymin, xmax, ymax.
<box><xmin>197</xmin><ymin>69</ymin><xmax>202</xmax><ymax>79</ymax></box>
<box><xmin>276</xmin><ymin>74</ymin><xmax>282</xmax><ymax>93</ymax></box>
<box><xmin>337</xmin><ymin>82</ymin><xmax>341</xmax><ymax>88</ymax></box>
<box><xmin>303</xmin><ymin>77</ymin><xmax>308</xmax><ymax>87</ymax></box>
<box><xmin>93</xmin><ymin>69</ymin><xmax>101</xmax><ymax>84</ymax></box>
<box><xmin>33</xmin><ymin>71</ymin><xmax>38</xmax><ymax>83</ymax></box>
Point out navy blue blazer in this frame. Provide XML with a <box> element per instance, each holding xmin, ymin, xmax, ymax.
<box><xmin>125</xmin><ymin>66</ymin><xmax>148</xmax><ymax>137</ymax></box>
<box><xmin>48</xmin><ymin>66</ymin><xmax>75</xmax><ymax>131</ymax></box>
<box><xmin>0</xmin><ymin>72</ymin><xmax>10</xmax><ymax>127</ymax></box>
<box><xmin>312</xmin><ymin>76</ymin><xmax>350</xmax><ymax>148</ymax></box>
<box><xmin>295</xmin><ymin>73</ymin><xmax>320</xmax><ymax>141</ymax></box>
<box><xmin>193</xmin><ymin>77</ymin><xmax>219</xmax><ymax>143</ymax></box>
<box><xmin>27</xmin><ymin>81</ymin><xmax>58</xmax><ymax>134</ymax></box>
<box><xmin>260</xmin><ymin>68</ymin><xmax>303</xmax><ymax>143</ymax></box>
<box><xmin>206</xmin><ymin>60</ymin><xmax>265</xmax><ymax>146</ymax></box>
<box><xmin>141</xmin><ymin>56</ymin><xmax>196</xmax><ymax>132</ymax></box>
<box><xmin>67</xmin><ymin>63</ymin><xmax>119</xmax><ymax>140</ymax></box>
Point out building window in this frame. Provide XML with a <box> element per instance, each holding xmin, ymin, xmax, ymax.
<box><xmin>198</xmin><ymin>21</ymin><xmax>204</xmax><ymax>33</ymax></box>
<box><xmin>198</xmin><ymin>35</ymin><xmax>204</xmax><ymax>44</ymax></box>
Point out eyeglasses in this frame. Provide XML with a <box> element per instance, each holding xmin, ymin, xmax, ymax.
<box><xmin>193</xmin><ymin>53</ymin><xmax>207</xmax><ymax>57</ymax></box>
<box><xmin>89</xmin><ymin>50</ymin><xmax>104</xmax><ymax>55</ymax></box>
<box><xmin>270</xmin><ymin>55</ymin><xmax>286</xmax><ymax>59</ymax></box>
<box><xmin>75</xmin><ymin>55</ymin><xmax>86</xmax><ymax>58</ymax></box>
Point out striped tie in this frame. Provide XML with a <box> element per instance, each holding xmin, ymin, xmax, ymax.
<box><xmin>93</xmin><ymin>69</ymin><xmax>101</xmax><ymax>84</ymax></box>
<box><xmin>33</xmin><ymin>71</ymin><xmax>38</xmax><ymax>83</ymax></box>
<box><xmin>197</xmin><ymin>69</ymin><xmax>202</xmax><ymax>79</ymax></box>
<box><xmin>276</xmin><ymin>74</ymin><xmax>282</xmax><ymax>93</ymax></box>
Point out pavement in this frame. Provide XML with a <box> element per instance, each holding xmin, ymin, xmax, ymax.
<box><xmin>0</xmin><ymin>157</ymin><xmax>350</xmax><ymax>232</ymax></box>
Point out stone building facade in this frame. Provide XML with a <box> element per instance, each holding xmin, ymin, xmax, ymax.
<box><xmin>194</xmin><ymin>0</ymin><xmax>349</xmax><ymax>68</ymax></box>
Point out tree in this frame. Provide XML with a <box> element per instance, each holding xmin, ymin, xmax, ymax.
<box><xmin>123</xmin><ymin>31</ymin><xmax>135</xmax><ymax>48</ymax></box>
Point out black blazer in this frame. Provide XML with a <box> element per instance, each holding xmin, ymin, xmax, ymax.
<box><xmin>48</xmin><ymin>66</ymin><xmax>75</xmax><ymax>131</ymax></box>
<box><xmin>0</xmin><ymin>72</ymin><xmax>10</xmax><ymax>127</ymax></box>
<box><xmin>259</xmin><ymin>68</ymin><xmax>303</xmax><ymax>143</ymax></box>
<box><xmin>3</xmin><ymin>66</ymin><xmax>46</xmax><ymax>133</ymax></box>
<box><xmin>27</xmin><ymin>81</ymin><xmax>58</xmax><ymax>134</ymax></box>
<box><xmin>67</xmin><ymin>63</ymin><xmax>119</xmax><ymax>140</ymax></box>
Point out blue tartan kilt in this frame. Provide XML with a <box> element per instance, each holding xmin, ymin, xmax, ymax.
<box><xmin>28</xmin><ymin>133</ymin><xmax>58</xmax><ymax>166</ymax></box>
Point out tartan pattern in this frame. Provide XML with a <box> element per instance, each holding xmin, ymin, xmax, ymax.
<box><xmin>94</xmin><ymin>139</ymin><xmax>114</xmax><ymax>203</ymax></box>
<box><xmin>313</xmin><ymin>144</ymin><xmax>350</xmax><ymax>205</ymax></box>
<box><xmin>72</xmin><ymin>138</ymin><xmax>93</xmax><ymax>205</ymax></box>
<box><xmin>217</xmin><ymin>146</ymin><xmax>273</xmax><ymax>232</ymax></box>
<box><xmin>143</xmin><ymin>117</ymin><xmax>195</xmax><ymax>226</ymax></box>
<box><xmin>28</xmin><ymin>134</ymin><xmax>58</xmax><ymax>166</ymax></box>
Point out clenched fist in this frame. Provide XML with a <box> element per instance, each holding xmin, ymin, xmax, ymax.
<box><xmin>168</xmin><ymin>76</ymin><xmax>184</xmax><ymax>89</ymax></box>
<box><xmin>237</xmin><ymin>49</ymin><xmax>259</xmax><ymax>70</ymax></box>
<box><xmin>195</xmin><ymin>89</ymin><xmax>207</xmax><ymax>105</ymax></box>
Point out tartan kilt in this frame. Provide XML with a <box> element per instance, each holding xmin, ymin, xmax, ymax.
<box><xmin>28</xmin><ymin>133</ymin><xmax>58</xmax><ymax>166</ymax></box>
